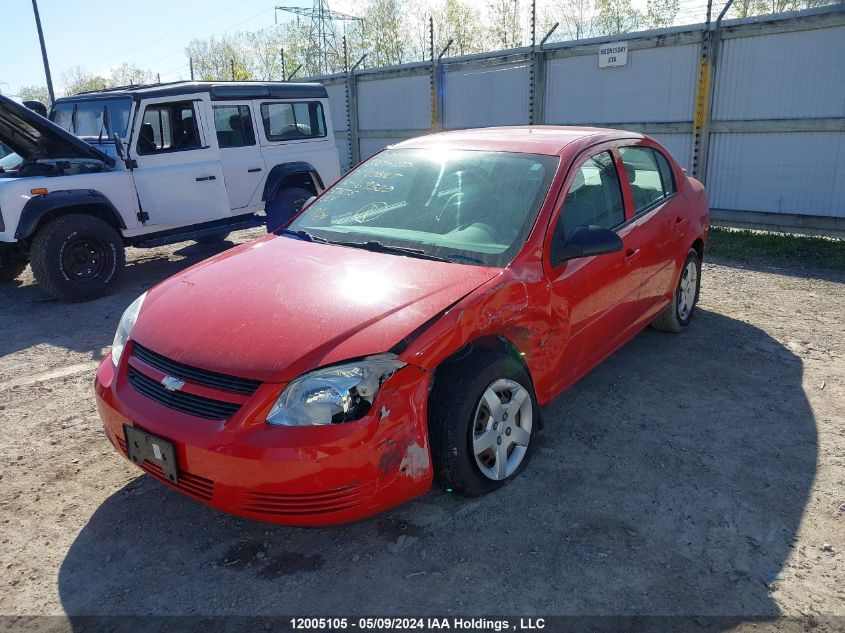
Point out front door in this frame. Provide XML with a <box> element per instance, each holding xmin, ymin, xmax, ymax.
<box><xmin>129</xmin><ymin>96</ymin><xmax>230</xmax><ymax>228</ymax></box>
<box><xmin>545</xmin><ymin>149</ymin><xmax>644</xmax><ymax>393</ymax></box>
<box><xmin>211</xmin><ymin>102</ymin><xmax>266</xmax><ymax>209</ymax></box>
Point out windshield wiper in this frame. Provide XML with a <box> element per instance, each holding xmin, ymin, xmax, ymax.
<box><xmin>328</xmin><ymin>240</ymin><xmax>452</xmax><ymax>263</ymax></box>
<box><xmin>280</xmin><ymin>229</ymin><xmax>328</xmax><ymax>243</ymax></box>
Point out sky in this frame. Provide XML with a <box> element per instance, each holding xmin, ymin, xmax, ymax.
<box><xmin>0</xmin><ymin>0</ymin><xmax>307</xmax><ymax>97</ymax></box>
<box><xmin>0</xmin><ymin>0</ymin><xmax>658</xmax><ymax>99</ymax></box>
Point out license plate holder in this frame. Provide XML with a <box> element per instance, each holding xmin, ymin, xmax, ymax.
<box><xmin>123</xmin><ymin>424</ymin><xmax>178</xmax><ymax>484</ymax></box>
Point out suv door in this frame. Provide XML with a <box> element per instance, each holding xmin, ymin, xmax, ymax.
<box><xmin>211</xmin><ymin>102</ymin><xmax>266</xmax><ymax>210</ymax></box>
<box><xmin>129</xmin><ymin>96</ymin><xmax>230</xmax><ymax>228</ymax></box>
<box><xmin>544</xmin><ymin>148</ymin><xmax>644</xmax><ymax>393</ymax></box>
<box><xmin>253</xmin><ymin>98</ymin><xmax>340</xmax><ymax>186</ymax></box>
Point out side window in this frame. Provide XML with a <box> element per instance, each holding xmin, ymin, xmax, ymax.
<box><xmin>260</xmin><ymin>101</ymin><xmax>326</xmax><ymax>141</ymax></box>
<box><xmin>213</xmin><ymin>105</ymin><xmax>256</xmax><ymax>148</ymax></box>
<box><xmin>619</xmin><ymin>146</ymin><xmax>674</xmax><ymax>213</ymax></box>
<box><xmin>558</xmin><ymin>151</ymin><xmax>625</xmax><ymax>238</ymax></box>
<box><xmin>653</xmin><ymin>149</ymin><xmax>676</xmax><ymax>196</ymax></box>
<box><xmin>137</xmin><ymin>101</ymin><xmax>200</xmax><ymax>154</ymax></box>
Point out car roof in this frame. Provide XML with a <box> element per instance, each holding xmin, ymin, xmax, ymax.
<box><xmin>392</xmin><ymin>126</ymin><xmax>645</xmax><ymax>156</ymax></box>
<box><xmin>53</xmin><ymin>81</ymin><xmax>328</xmax><ymax>103</ymax></box>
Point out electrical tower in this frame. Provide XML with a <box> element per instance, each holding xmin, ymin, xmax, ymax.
<box><xmin>275</xmin><ymin>1</ymin><xmax>362</xmax><ymax>75</ymax></box>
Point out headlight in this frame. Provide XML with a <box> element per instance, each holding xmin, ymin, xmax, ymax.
<box><xmin>111</xmin><ymin>292</ymin><xmax>146</xmax><ymax>366</ymax></box>
<box><xmin>266</xmin><ymin>355</ymin><xmax>406</xmax><ymax>426</ymax></box>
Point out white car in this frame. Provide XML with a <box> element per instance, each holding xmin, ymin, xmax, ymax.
<box><xmin>0</xmin><ymin>82</ymin><xmax>341</xmax><ymax>301</ymax></box>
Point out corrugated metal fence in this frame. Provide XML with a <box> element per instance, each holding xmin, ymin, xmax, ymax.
<box><xmin>312</xmin><ymin>5</ymin><xmax>845</xmax><ymax>235</ymax></box>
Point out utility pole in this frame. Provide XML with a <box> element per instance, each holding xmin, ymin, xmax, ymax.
<box><xmin>30</xmin><ymin>0</ymin><xmax>55</xmax><ymax>103</ymax></box>
<box><xmin>280</xmin><ymin>48</ymin><xmax>287</xmax><ymax>81</ymax></box>
<box><xmin>189</xmin><ymin>58</ymin><xmax>194</xmax><ymax>81</ymax></box>
<box><xmin>231</xmin><ymin>59</ymin><xmax>235</xmax><ymax>81</ymax></box>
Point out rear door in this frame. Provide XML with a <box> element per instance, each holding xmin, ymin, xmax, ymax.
<box><xmin>211</xmin><ymin>102</ymin><xmax>266</xmax><ymax>210</ymax></box>
<box><xmin>617</xmin><ymin>145</ymin><xmax>681</xmax><ymax>315</ymax></box>
<box><xmin>545</xmin><ymin>148</ymin><xmax>644</xmax><ymax>392</ymax></box>
<box><xmin>129</xmin><ymin>95</ymin><xmax>230</xmax><ymax>228</ymax></box>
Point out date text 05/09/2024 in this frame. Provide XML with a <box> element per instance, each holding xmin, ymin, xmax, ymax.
<box><xmin>289</xmin><ymin>618</ymin><xmax>547</xmax><ymax>631</ymax></box>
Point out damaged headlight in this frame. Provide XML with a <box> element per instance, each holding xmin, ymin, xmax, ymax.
<box><xmin>111</xmin><ymin>292</ymin><xmax>146</xmax><ymax>366</ymax></box>
<box><xmin>266</xmin><ymin>355</ymin><xmax>406</xmax><ymax>426</ymax></box>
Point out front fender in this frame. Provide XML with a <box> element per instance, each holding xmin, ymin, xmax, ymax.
<box><xmin>16</xmin><ymin>189</ymin><xmax>125</xmax><ymax>240</ymax></box>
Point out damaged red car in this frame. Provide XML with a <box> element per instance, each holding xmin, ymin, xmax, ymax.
<box><xmin>95</xmin><ymin>126</ymin><xmax>708</xmax><ymax>525</ymax></box>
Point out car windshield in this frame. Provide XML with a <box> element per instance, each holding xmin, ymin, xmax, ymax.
<box><xmin>286</xmin><ymin>148</ymin><xmax>559</xmax><ymax>267</ymax></box>
<box><xmin>50</xmin><ymin>97</ymin><xmax>132</xmax><ymax>138</ymax></box>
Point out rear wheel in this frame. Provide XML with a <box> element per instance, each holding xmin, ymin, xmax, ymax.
<box><xmin>30</xmin><ymin>214</ymin><xmax>125</xmax><ymax>302</ymax></box>
<box><xmin>0</xmin><ymin>246</ymin><xmax>28</xmax><ymax>282</ymax></box>
<box><xmin>651</xmin><ymin>248</ymin><xmax>701</xmax><ymax>333</ymax></box>
<box><xmin>265</xmin><ymin>186</ymin><xmax>313</xmax><ymax>232</ymax></box>
<box><xmin>429</xmin><ymin>353</ymin><xmax>537</xmax><ymax>497</ymax></box>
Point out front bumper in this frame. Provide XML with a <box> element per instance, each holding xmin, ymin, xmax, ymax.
<box><xmin>95</xmin><ymin>354</ymin><xmax>433</xmax><ymax>526</ymax></box>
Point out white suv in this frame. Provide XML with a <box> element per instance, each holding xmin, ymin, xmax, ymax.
<box><xmin>0</xmin><ymin>82</ymin><xmax>340</xmax><ymax>301</ymax></box>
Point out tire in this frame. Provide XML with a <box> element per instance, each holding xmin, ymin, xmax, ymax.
<box><xmin>265</xmin><ymin>187</ymin><xmax>313</xmax><ymax>233</ymax></box>
<box><xmin>651</xmin><ymin>248</ymin><xmax>701</xmax><ymax>333</ymax></box>
<box><xmin>429</xmin><ymin>353</ymin><xmax>538</xmax><ymax>497</ymax></box>
<box><xmin>29</xmin><ymin>214</ymin><xmax>125</xmax><ymax>302</ymax></box>
<box><xmin>0</xmin><ymin>247</ymin><xmax>28</xmax><ymax>282</ymax></box>
<box><xmin>194</xmin><ymin>231</ymin><xmax>230</xmax><ymax>244</ymax></box>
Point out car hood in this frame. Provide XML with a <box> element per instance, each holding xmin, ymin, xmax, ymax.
<box><xmin>0</xmin><ymin>95</ymin><xmax>114</xmax><ymax>165</ymax></box>
<box><xmin>131</xmin><ymin>236</ymin><xmax>502</xmax><ymax>383</ymax></box>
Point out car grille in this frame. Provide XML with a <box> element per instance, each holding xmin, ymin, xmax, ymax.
<box><xmin>234</xmin><ymin>481</ymin><xmax>377</xmax><ymax>516</ymax></box>
<box><xmin>128</xmin><ymin>366</ymin><xmax>243</xmax><ymax>420</ymax></box>
<box><xmin>116</xmin><ymin>436</ymin><xmax>215</xmax><ymax>501</ymax></box>
<box><xmin>132</xmin><ymin>343</ymin><xmax>261</xmax><ymax>395</ymax></box>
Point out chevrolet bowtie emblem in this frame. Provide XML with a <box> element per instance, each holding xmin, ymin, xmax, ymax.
<box><xmin>161</xmin><ymin>375</ymin><xmax>186</xmax><ymax>392</ymax></box>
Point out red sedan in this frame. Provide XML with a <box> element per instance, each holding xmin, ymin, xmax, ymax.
<box><xmin>95</xmin><ymin>127</ymin><xmax>708</xmax><ymax>525</ymax></box>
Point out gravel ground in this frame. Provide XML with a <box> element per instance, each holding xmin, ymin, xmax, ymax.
<box><xmin>0</xmin><ymin>229</ymin><xmax>843</xmax><ymax>625</ymax></box>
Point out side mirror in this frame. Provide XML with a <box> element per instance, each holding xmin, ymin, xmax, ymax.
<box><xmin>551</xmin><ymin>225</ymin><xmax>623</xmax><ymax>267</ymax></box>
<box><xmin>113</xmin><ymin>133</ymin><xmax>126</xmax><ymax>159</ymax></box>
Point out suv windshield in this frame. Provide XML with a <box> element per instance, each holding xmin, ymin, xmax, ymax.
<box><xmin>50</xmin><ymin>97</ymin><xmax>132</xmax><ymax>138</ymax></box>
<box><xmin>287</xmin><ymin>148</ymin><xmax>558</xmax><ymax>267</ymax></box>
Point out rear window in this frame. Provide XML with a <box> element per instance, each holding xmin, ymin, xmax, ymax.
<box><xmin>260</xmin><ymin>102</ymin><xmax>326</xmax><ymax>141</ymax></box>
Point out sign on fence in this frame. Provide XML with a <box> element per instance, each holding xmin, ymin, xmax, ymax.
<box><xmin>599</xmin><ymin>42</ymin><xmax>628</xmax><ymax>68</ymax></box>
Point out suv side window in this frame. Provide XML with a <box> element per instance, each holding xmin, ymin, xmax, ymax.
<box><xmin>213</xmin><ymin>105</ymin><xmax>256</xmax><ymax>148</ymax></box>
<box><xmin>619</xmin><ymin>146</ymin><xmax>675</xmax><ymax>213</ymax></box>
<box><xmin>260</xmin><ymin>102</ymin><xmax>326</xmax><ymax>141</ymax></box>
<box><xmin>558</xmin><ymin>151</ymin><xmax>625</xmax><ymax>239</ymax></box>
<box><xmin>137</xmin><ymin>101</ymin><xmax>201</xmax><ymax>154</ymax></box>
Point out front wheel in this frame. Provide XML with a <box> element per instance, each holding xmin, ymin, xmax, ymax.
<box><xmin>29</xmin><ymin>214</ymin><xmax>125</xmax><ymax>302</ymax></box>
<box><xmin>651</xmin><ymin>248</ymin><xmax>701</xmax><ymax>333</ymax></box>
<box><xmin>265</xmin><ymin>187</ymin><xmax>313</xmax><ymax>233</ymax></box>
<box><xmin>429</xmin><ymin>353</ymin><xmax>537</xmax><ymax>497</ymax></box>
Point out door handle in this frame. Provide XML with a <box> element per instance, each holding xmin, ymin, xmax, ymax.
<box><xmin>247</xmin><ymin>167</ymin><xmax>263</xmax><ymax>173</ymax></box>
<box><xmin>196</xmin><ymin>175</ymin><xmax>216</xmax><ymax>181</ymax></box>
<box><xmin>624</xmin><ymin>248</ymin><xmax>641</xmax><ymax>261</ymax></box>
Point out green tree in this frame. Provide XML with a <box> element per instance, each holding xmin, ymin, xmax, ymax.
<box><xmin>594</xmin><ymin>0</ymin><xmax>643</xmax><ymax>36</ymax></box>
<box><xmin>62</xmin><ymin>67</ymin><xmax>108</xmax><ymax>96</ymax></box>
<box><xmin>109</xmin><ymin>63</ymin><xmax>156</xmax><ymax>87</ymax></box>
<box><xmin>488</xmin><ymin>0</ymin><xmax>521</xmax><ymax>49</ymax></box>
<box><xmin>645</xmin><ymin>0</ymin><xmax>679</xmax><ymax>28</ymax></box>
<box><xmin>435</xmin><ymin>0</ymin><xmax>486</xmax><ymax>56</ymax></box>
<box><xmin>17</xmin><ymin>85</ymin><xmax>51</xmax><ymax>106</ymax></box>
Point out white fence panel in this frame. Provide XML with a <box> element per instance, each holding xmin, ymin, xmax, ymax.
<box><xmin>713</xmin><ymin>25</ymin><xmax>845</xmax><ymax>121</ymax></box>
<box><xmin>443</xmin><ymin>63</ymin><xmax>530</xmax><ymax>129</ymax></box>
<box><xmin>707</xmin><ymin>132</ymin><xmax>845</xmax><ymax>216</ymax></box>
<box><xmin>324</xmin><ymin>83</ymin><xmax>347</xmax><ymax>132</ymax></box>
<box><xmin>651</xmin><ymin>134</ymin><xmax>693</xmax><ymax>171</ymax></box>
<box><xmin>544</xmin><ymin>44</ymin><xmax>699</xmax><ymax>124</ymax></box>
<box><xmin>358</xmin><ymin>74</ymin><xmax>431</xmax><ymax>131</ymax></box>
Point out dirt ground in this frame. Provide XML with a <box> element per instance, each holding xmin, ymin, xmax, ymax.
<box><xmin>0</xmin><ymin>229</ymin><xmax>843</xmax><ymax>626</ymax></box>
